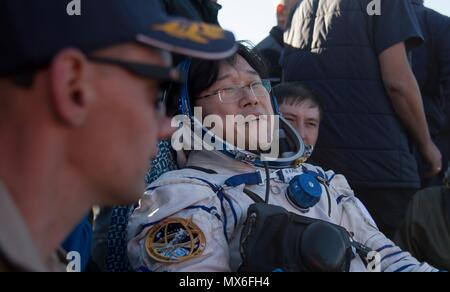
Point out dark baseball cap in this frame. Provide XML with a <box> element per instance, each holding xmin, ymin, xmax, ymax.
<box><xmin>0</xmin><ymin>0</ymin><xmax>237</xmax><ymax>77</ymax></box>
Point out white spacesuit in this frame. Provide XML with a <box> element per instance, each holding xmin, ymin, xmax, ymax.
<box><xmin>126</xmin><ymin>52</ymin><xmax>437</xmax><ymax>272</ymax></box>
<box><xmin>127</xmin><ymin>149</ymin><xmax>437</xmax><ymax>272</ymax></box>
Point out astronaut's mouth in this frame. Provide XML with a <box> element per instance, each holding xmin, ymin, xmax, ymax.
<box><xmin>236</xmin><ymin>115</ymin><xmax>268</xmax><ymax>126</ymax></box>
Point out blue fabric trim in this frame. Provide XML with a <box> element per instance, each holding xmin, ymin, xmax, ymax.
<box><xmin>272</xmin><ymin>95</ymin><xmax>280</xmax><ymax>115</ymax></box>
<box><xmin>146</xmin><ymin>186</ymin><xmax>161</xmax><ymax>192</ymax></box>
<box><xmin>393</xmin><ymin>264</ymin><xmax>415</xmax><ymax>272</ymax></box>
<box><xmin>225</xmin><ymin>172</ymin><xmax>262</xmax><ymax>187</ymax></box>
<box><xmin>381</xmin><ymin>251</ymin><xmax>404</xmax><ymax>262</ymax></box>
<box><xmin>336</xmin><ymin>195</ymin><xmax>346</xmax><ymax>205</ymax></box>
<box><xmin>178</xmin><ymin>60</ymin><xmax>192</xmax><ymax>116</ymax></box>
<box><xmin>328</xmin><ymin>173</ymin><xmax>336</xmax><ymax>181</ymax></box>
<box><xmin>389</xmin><ymin>257</ymin><xmax>412</xmax><ymax>269</ymax></box>
<box><xmin>376</xmin><ymin>245</ymin><xmax>394</xmax><ymax>253</ymax></box>
<box><xmin>318</xmin><ymin>169</ymin><xmax>326</xmax><ymax>180</ymax></box>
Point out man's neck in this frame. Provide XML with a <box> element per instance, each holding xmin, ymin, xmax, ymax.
<box><xmin>0</xmin><ymin>129</ymin><xmax>92</xmax><ymax>261</ymax></box>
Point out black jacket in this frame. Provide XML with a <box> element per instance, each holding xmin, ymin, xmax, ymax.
<box><xmin>161</xmin><ymin>0</ymin><xmax>221</xmax><ymax>25</ymax></box>
<box><xmin>411</xmin><ymin>0</ymin><xmax>450</xmax><ymax>137</ymax></box>
<box><xmin>283</xmin><ymin>0</ymin><xmax>424</xmax><ymax>188</ymax></box>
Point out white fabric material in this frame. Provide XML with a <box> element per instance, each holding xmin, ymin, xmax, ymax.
<box><xmin>127</xmin><ymin>151</ymin><xmax>437</xmax><ymax>272</ymax></box>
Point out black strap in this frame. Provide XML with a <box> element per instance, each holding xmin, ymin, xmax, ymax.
<box><xmin>185</xmin><ymin>166</ymin><xmax>218</xmax><ymax>174</ymax></box>
<box><xmin>322</xmin><ymin>181</ymin><xmax>332</xmax><ymax>218</ymax></box>
<box><xmin>307</xmin><ymin>0</ymin><xmax>321</xmax><ymax>52</ymax></box>
<box><xmin>243</xmin><ymin>188</ymin><xmax>265</xmax><ymax>204</ymax></box>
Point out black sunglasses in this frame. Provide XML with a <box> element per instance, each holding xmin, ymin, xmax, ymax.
<box><xmin>12</xmin><ymin>55</ymin><xmax>183</xmax><ymax>85</ymax></box>
<box><xmin>87</xmin><ymin>56</ymin><xmax>183</xmax><ymax>83</ymax></box>
<box><xmin>88</xmin><ymin>56</ymin><xmax>184</xmax><ymax>113</ymax></box>
<box><xmin>11</xmin><ymin>56</ymin><xmax>184</xmax><ymax>114</ymax></box>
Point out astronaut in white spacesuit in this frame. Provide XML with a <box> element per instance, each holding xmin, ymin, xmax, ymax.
<box><xmin>127</xmin><ymin>43</ymin><xmax>437</xmax><ymax>272</ymax></box>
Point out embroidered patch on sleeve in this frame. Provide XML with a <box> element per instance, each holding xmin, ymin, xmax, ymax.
<box><xmin>145</xmin><ymin>217</ymin><xmax>206</xmax><ymax>263</ymax></box>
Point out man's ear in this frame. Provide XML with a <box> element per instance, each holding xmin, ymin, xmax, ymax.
<box><xmin>48</xmin><ymin>48</ymin><xmax>95</xmax><ymax>126</ymax></box>
<box><xmin>277</xmin><ymin>4</ymin><xmax>285</xmax><ymax>16</ymax></box>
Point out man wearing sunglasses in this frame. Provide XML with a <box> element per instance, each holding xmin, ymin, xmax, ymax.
<box><xmin>0</xmin><ymin>0</ymin><xmax>236</xmax><ymax>272</ymax></box>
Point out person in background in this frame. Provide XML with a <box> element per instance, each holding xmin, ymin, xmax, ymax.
<box><xmin>283</xmin><ymin>0</ymin><xmax>441</xmax><ymax>240</ymax></box>
<box><xmin>273</xmin><ymin>82</ymin><xmax>447</xmax><ymax>272</ymax></box>
<box><xmin>256</xmin><ymin>0</ymin><xmax>299</xmax><ymax>83</ymax></box>
<box><xmin>161</xmin><ymin>0</ymin><xmax>221</xmax><ymax>25</ymax></box>
<box><xmin>395</xmin><ymin>167</ymin><xmax>450</xmax><ymax>271</ymax></box>
<box><xmin>274</xmin><ymin>82</ymin><xmax>322</xmax><ymax>148</ymax></box>
<box><xmin>410</xmin><ymin>0</ymin><xmax>450</xmax><ymax>187</ymax></box>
